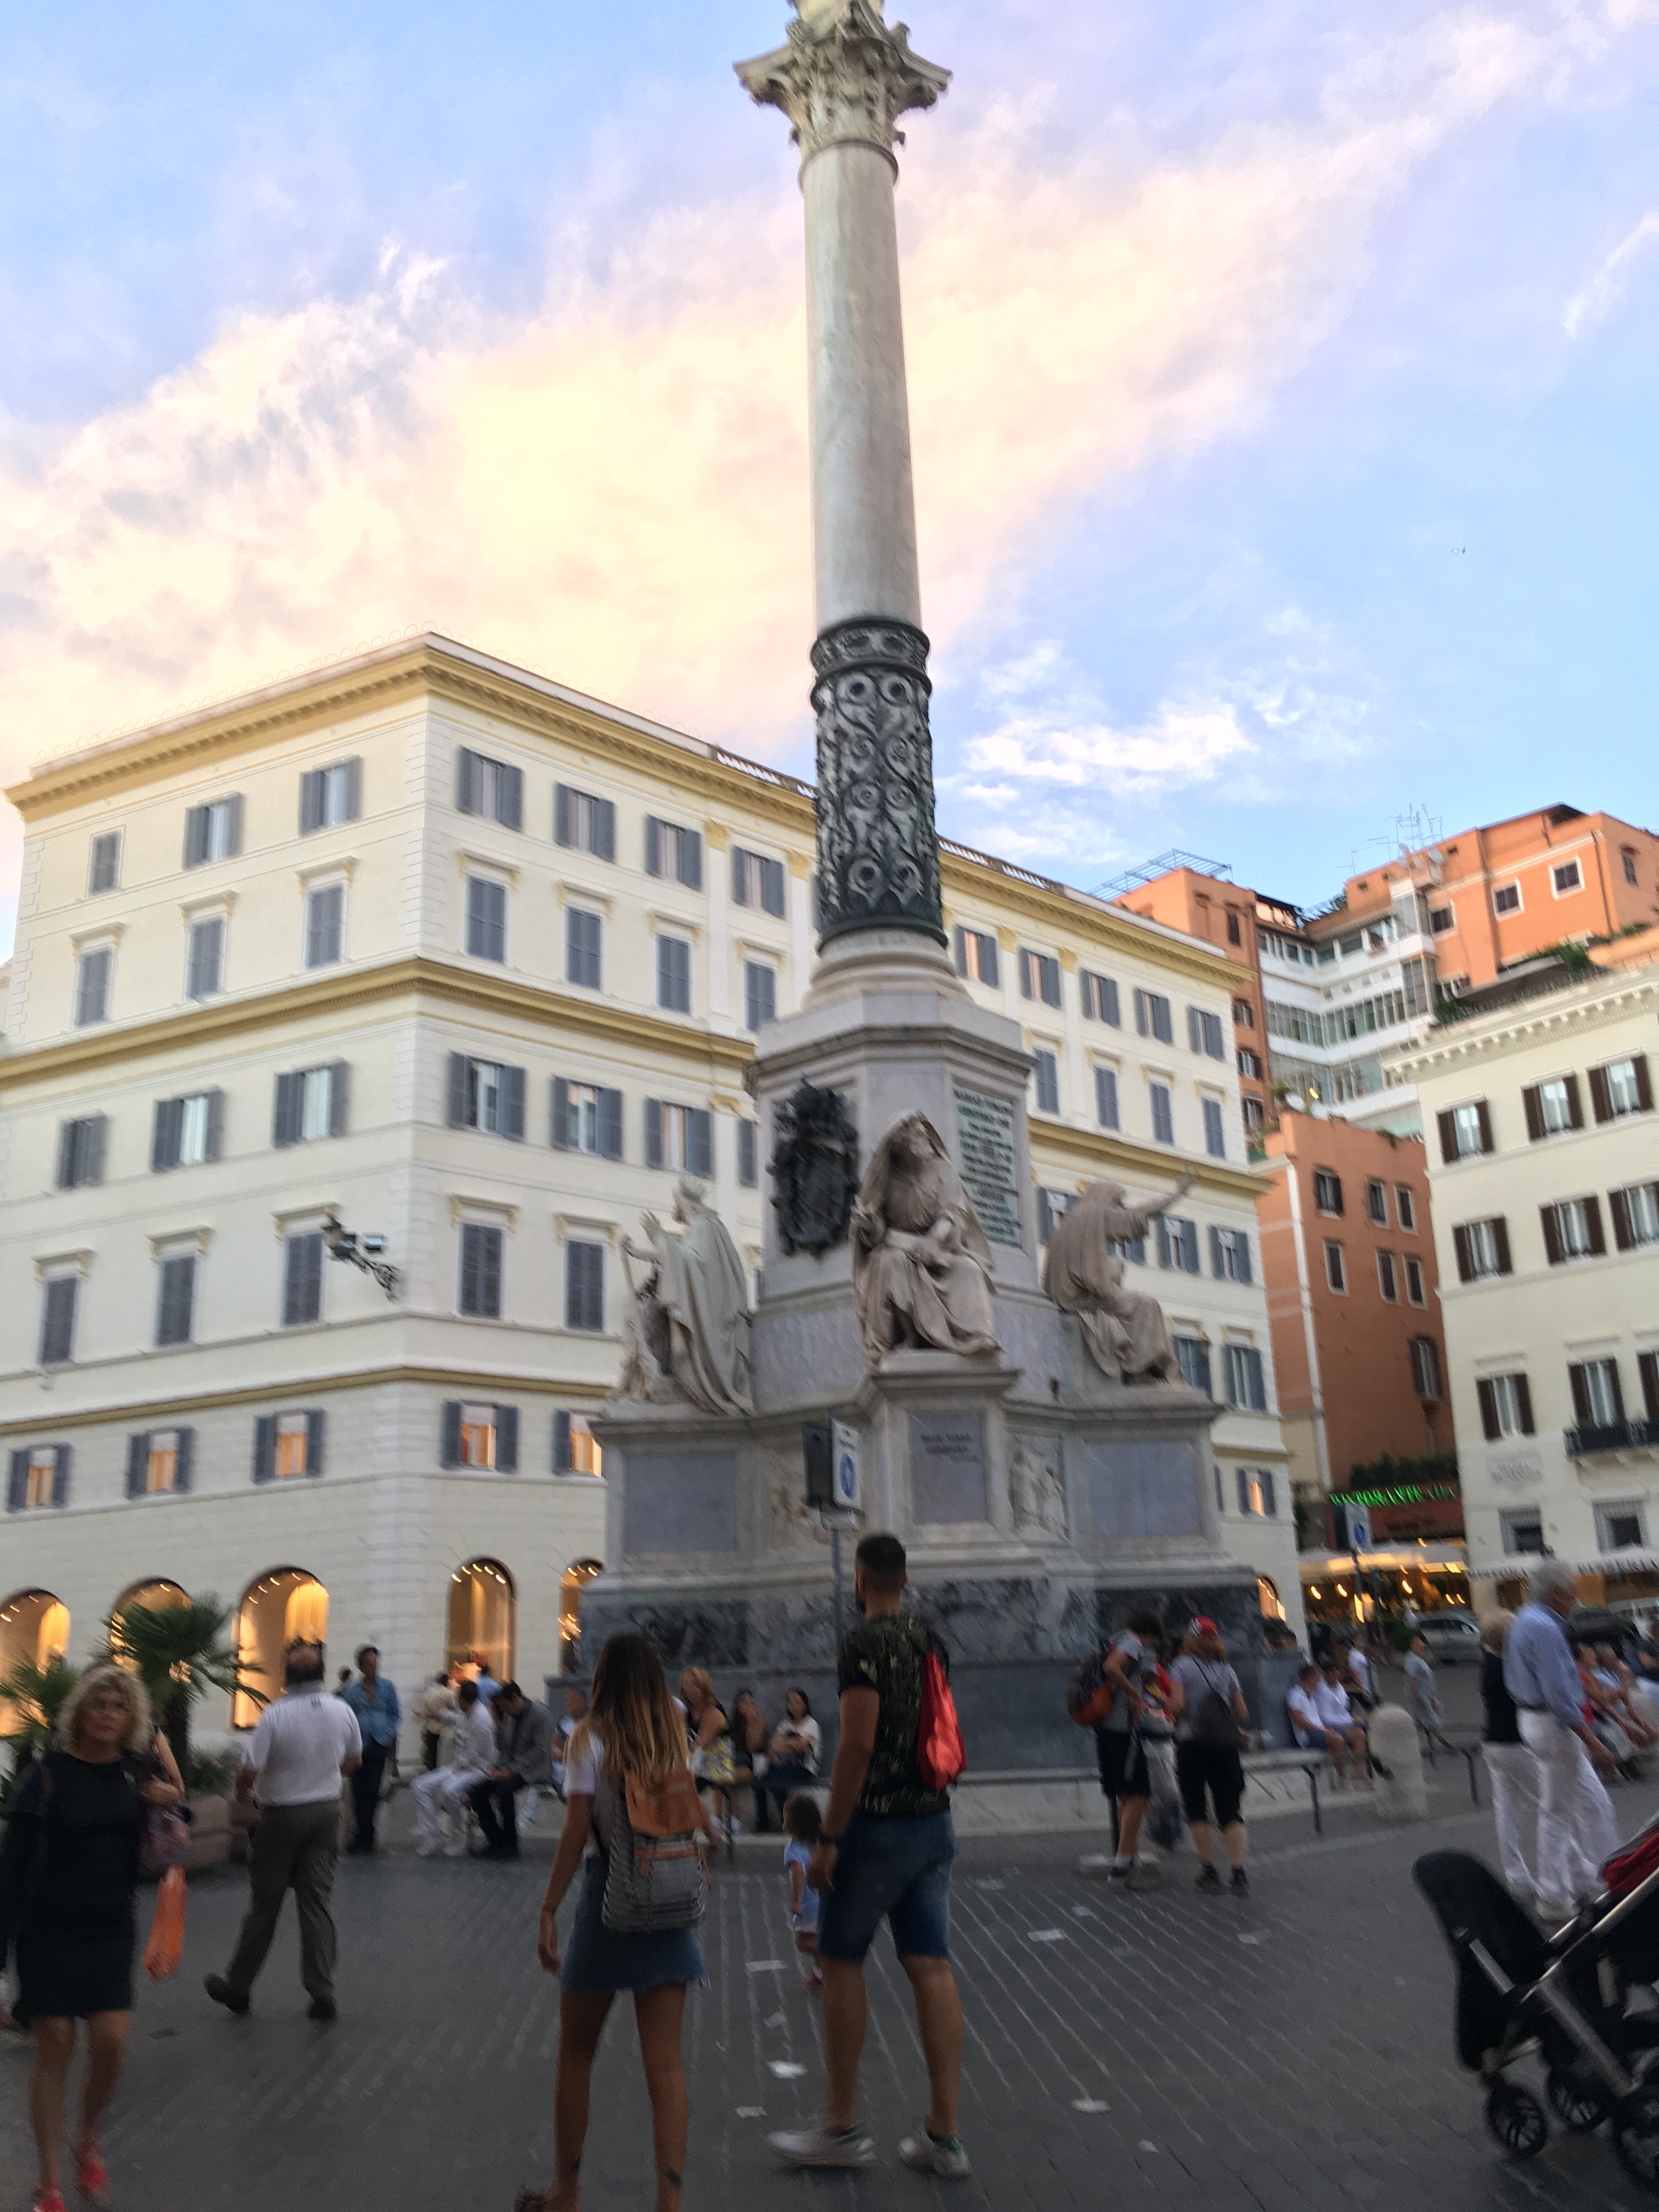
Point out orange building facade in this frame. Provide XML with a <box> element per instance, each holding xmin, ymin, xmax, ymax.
<box><xmin>1256</xmin><ymin>1113</ymin><xmax>1454</xmax><ymax>1540</ymax></box>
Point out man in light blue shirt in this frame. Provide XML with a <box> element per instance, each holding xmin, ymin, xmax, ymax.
<box><xmin>1503</xmin><ymin>1560</ymin><xmax>1618</xmax><ymax>1919</ymax></box>
<box><xmin>338</xmin><ymin>1645</ymin><xmax>400</xmax><ymax>1855</ymax></box>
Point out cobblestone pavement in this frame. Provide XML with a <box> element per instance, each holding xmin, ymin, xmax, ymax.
<box><xmin>6</xmin><ymin>1760</ymin><xmax>1659</xmax><ymax>2211</ymax></box>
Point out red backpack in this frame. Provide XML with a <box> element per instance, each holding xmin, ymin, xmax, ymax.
<box><xmin>917</xmin><ymin>1647</ymin><xmax>966</xmax><ymax>1791</ymax></box>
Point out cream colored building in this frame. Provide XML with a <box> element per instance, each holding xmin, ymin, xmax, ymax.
<box><xmin>0</xmin><ymin>636</ymin><xmax>1299</xmax><ymax>1737</ymax></box>
<box><xmin>1392</xmin><ymin>955</ymin><xmax>1659</xmax><ymax>1601</ymax></box>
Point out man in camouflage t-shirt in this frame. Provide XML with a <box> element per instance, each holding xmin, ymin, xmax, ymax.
<box><xmin>769</xmin><ymin>1533</ymin><xmax>967</xmax><ymax>2181</ymax></box>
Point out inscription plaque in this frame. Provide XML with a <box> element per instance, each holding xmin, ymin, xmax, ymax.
<box><xmin>1082</xmin><ymin>1440</ymin><xmax>1202</xmax><ymax>1541</ymax></box>
<box><xmin>623</xmin><ymin>1452</ymin><xmax>739</xmax><ymax>1555</ymax></box>
<box><xmin>911</xmin><ymin>1409</ymin><xmax>989</xmax><ymax>1523</ymax></box>
<box><xmin>953</xmin><ymin>1086</ymin><xmax>1019</xmax><ymax>1246</ymax></box>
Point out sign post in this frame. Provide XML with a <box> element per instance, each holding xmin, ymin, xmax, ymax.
<box><xmin>805</xmin><ymin>1418</ymin><xmax>863</xmax><ymax>1650</ymax></box>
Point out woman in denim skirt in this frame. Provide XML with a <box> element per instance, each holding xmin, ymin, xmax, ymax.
<box><xmin>519</xmin><ymin>1634</ymin><xmax>721</xmax><ymax>2212</ymax></box>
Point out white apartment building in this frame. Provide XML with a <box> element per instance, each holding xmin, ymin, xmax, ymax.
<box><xmin>1392</xmin><ymin>955</ymin><xmax>1659</xmax><ymax>1601</ymax></box>
<box><xmin>0</xmin><ymin>636</ymin><xmax>1299</xmax><ymax>1735</ymax></box>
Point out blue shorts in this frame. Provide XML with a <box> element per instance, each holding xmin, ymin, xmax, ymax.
<box><xmin>816</xmin><ymin>1811</ymin><xmax>955</xmax><ymax>1965</ymax></box>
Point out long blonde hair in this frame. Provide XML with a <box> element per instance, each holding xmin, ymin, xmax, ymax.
<box><xmin>568</xmin><ymin>1634</ymin><xmax>687</xmax><ymax>1790</ymax></box>
<box><xmin>58</xmin><ymin>1662</ymin><xmax>153</xmax><ymax>1757</ymax></box>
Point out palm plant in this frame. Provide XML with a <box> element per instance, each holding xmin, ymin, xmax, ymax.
<box><xmin>103</xmin><ymin>1595</ymin><xmax>264</xmax><ymax>1774</ymax></box>
<box><xmin>0</xmin><ymin>1654</ymin><xmax>82</xmax><ymax>1799</ymax></box>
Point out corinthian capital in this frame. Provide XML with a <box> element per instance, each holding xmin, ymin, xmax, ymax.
<box><xmin>736</xmin><ymin>0</ymin><xmax>950</xmax><ymax>170</ymax></box>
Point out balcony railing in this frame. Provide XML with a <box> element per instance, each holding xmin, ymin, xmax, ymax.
<box><xmin>1565</xmin><ymin>1419</ymin><xmax>1659</xmax><ymax>1459</ymax></box>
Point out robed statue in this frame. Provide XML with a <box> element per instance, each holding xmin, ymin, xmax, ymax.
<box><xmin>617</xmin><ymin>1178</ymin><xmax>753</xmax><ymax>1416</ymax></box>
<box><xmin>1043</xmin><ymin>1173</ymin><xmax>1196</xmax><ymax>1384</ymax></box>
<box><xmin>851</xmin><ymin>1113</ymin><xmax>998</xmax><ymax>1363</ymax></box>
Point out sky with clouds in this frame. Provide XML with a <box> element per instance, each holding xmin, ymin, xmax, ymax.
<box><xmin>2</xmin><ymin>0</ymin><xmax>1656</xmax><ymax>956</ymax></box>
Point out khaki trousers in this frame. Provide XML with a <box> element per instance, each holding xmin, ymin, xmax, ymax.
<box><xmin>224</xmin><ymin>1797</ymin><xmax>341</xmax><ymax>2002</ymax></box>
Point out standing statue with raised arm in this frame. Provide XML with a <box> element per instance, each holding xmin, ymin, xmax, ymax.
<box><xmin>1043</xmin><ymin>1172</ymin><xmax>1197</xmax><ymax>1384</ymax></box>
<box><xmin>617</xmin><ymin>1178</ymin><xmax>754</xmax><ymax>1417</ymax></box>
<box><xmin>850</xmin><ymin>1113</ymin><xmax>997</xmax><ymax>1362</ymax></box>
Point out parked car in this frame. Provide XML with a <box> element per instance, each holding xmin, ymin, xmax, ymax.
<box><xmin>1414</xmin><ymin>1613</ymin><xmax>1483</xmax><ymax>1664</ymax></box>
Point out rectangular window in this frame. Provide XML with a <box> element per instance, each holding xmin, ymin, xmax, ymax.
<box><xmin>1237</xmin><ymin>1469</ymin><xmax>1276</xmax><ymax>1516</ymax></box>
<box><xmin>1201</xmin><ymin>1097</ymin><xmax>1225</xmax><ymax>1159</ymax></box>
<box><xmin>7</xmin><ymin>1444</ymin><xmax>70</xmax><ymax>1513</ymax></box>
<box><xmin>1493</xmin><ymin>883</ymin><xmax>1521</xmax><ymax>916</ymax></box>
<box><xmin>1242</xmin><ymin>1096</ymin><xmax>1265</xmax><ymax>1133</ymax></box>
<box><xmin>1542</xmin><ymin>1197</ymin><xmax>1604</xmax><ymax>1263</ymax></box>
<box><xmin>1571</xmin><ymin>1357</ymin><xmax>1623</xmax><ymax>1428</ymax></box>
<box><xmin>645</xmin><ymin>817</ymin><xmax>702</xmax><ymax>888</ymax></box>
<box><xmin>74</xmin><ymin>946</ymin><xmax>112</xmax><ymax>1026</ymax></box>
<box><xmin>1438</xmin><ymin>1101</ymin><xmax>1492</xmax><ymax>1161</ymax></box>
<box><xmin>275</xmin><ymin>1413</ymin><xmax>311</xmax><ymax>1480</ymax></box>
<box><xmin>1080</xmin><ymin>970</ymin><xmax>1119</xmax><ymax>1024</ymax></box>
<box><xmin>1429</xmin><ymin>905</ymin><xmax>1455</xmax><ymax>935</ymax></box>
<box><xmin>1149</xmin><ymin>1082</ymin><xmax>1173</xmax><ymax>1145</ymax></box>
<box><xmin>55</xmin><ymin>1115</ymin><xmax>108</xmax><ymax>1190</ymax></box>
<box><xmin>1365</xmin><ymin>1180</ymin><xmax>1388</xmax><ymax>1227</ymax></box>
<box><xmin>1134</xmin><ymin>989</ymin><xmax>1173</xmax><ymax>1044</ymax></box>
<box><xmin>155</xmin><ymin>1254</ymin><xmax>196</xmax><ymax>1347</ymax></box>
<box><xmin>565</xmin><ymin>1240</ymin><xmax>605</xmax><ymax>1332</ymax></box>
<box><xmin>554</xmin><ymin>785</ymin><xmax>616</xmax><ymax>859</ymax></box>
<box><xmin>87</xmin><ymin>831</ymin><xmax>121</xmax><ymax>894</ymax></box>
<box><xmin>1223</xmin><ymin>1345</ymin><xmax>1268</xmax><ymax>1413</ymax></box>
<box><xmin>565</xmin><ymin>906</ymin><xmax>602</xmax><ymax>991</ymax></box>
<box><xmin>1210</xmin><ymin>1227</ymin><xmax>1251</xmax><ymax>1284</ymax></box>
<box><xmin>1624</xmin><ymin>850</ymin><xmax>1640</xmax><ymax>887</ymax></box>
<box><xmin>1186</xmin><ymin>1008</ymin><xmax>1224</xmax><ymax>1059</ymax></box>
<box><xmin>466</xmin><ymin>876</ymin><xmax>507</xmax><ymax>962</ymax></box>
<box><xmin>738</xmin><ymin>1120</ymin><xmax>758</xmax><ymax>1188</ymax></box>
<box><xmin>445</xmin><ymin>1055</ymin><xmax>527</xmax><ymax>1140</ymax></box>
<box><xmin>142</xmin><ymin>1430</ymin><xmax>187</xmax><ymax>1496</ymax></box>
<box><xmin>954</xmin><ymin>927</ymin><xmax>1000</xmax><ymax>988</ymax></box>
<box><xmin>1611</xmin><ymin>1181</ymin><xmax>1659</xmax><ymax>1251</ymax></box>
<box><xmin>1226</xmin><ymin>911</ymin><xmax>1242</xmax><ymax>947</ymax></box>
<box><xmin>1502</xmin><ymin>1509</ymin><xmax>1545</xmax><ymax>1556</ymax></box>
<box><xmin>153</xmin><ymin>1090</ymin><xmax>221</xmax><ymax>1171</ymax></box>
<box><xmin>1396</xmin><ymin>1184</ymin><xmax>1416</xmax><ymax>1232</ymax></box>
<box><xmin>1173</xmin><ymin>1336</ymin><xmax>1213</xmax><ymax>1396</ymax></box>
<box><xmin>183</xmin><ymin>794</ymin><xmax>243</xmax><ymax>868</ymax></box>
<box><xmin>1313</xmin><ymin>1169</ymin><xmax>1343</xmax><ymax>1215</ymax></box>
<box><xmin>744</xmin><ymin>961</ymin><xmax>777</xmax><ymax>1032</ymax></box>
<box><xmin>1592</xmin><ymin>1055</ymin><xmax>1653</xmax><ymax>1121</ymax></box>
<box><xmin>1526</xmin><ymin>1075</ymin><xmax>1582</xmax><ymax>1137</ymax></box>
<box><xmin>551</xmin><ymin>1079</ymin><xmax>623</xmax><ymax>1159</ymax></box>
<box><xmin>304</xmin><ymin>883</ymin><xmax>345</xmax><ymax>969</ymax></box>
<box><xmin>459</xmin><ymin>1402</ymin><xmax>498</xmax><ymax>1470</ymax></box>
<box><xmin>1553</xmin><ymin>858</ymin><xmax>1583</xmax><ymax>896</ymax></box>
<box><xmin>731</xmin><ymin>847</ymin><xmax>786</xmax><ymax>916</ymax></box>
<box><xmin>1019</xmin><ymin>949</ymin><xmax>1062</xmax><ymax>1007</ymax></box>
<box><xmin>1454</xmin><ymin>1217</ymin><xmax>1511</xmax><ymax>1280</ymax></box>
<box><xmin>1477</xmin><ymin>1373</ymin><xmax>1534</xmax><ymax>1441</ymax></box>
<box><xmin>645</xmin><ymin>1099</ymin><xmax>713</xmax><ymax>1176</ymax></box>
<box><xmin>38</xmin><ymin>1277</ymin><xmax>79</xmax><ymax>1367</ymax></box>
<box><xmin>184</xmin><ymin>915</ymin><xmax>224</xmax><ymax>1000</ymax></box>
<box><xmin>657</xmin><ymin>934</ymin><xmax>692</xmax><ymax>1013</ymax></box>
<box><xmin>281</xmin><ymin>1232</ymin><xmax>324</xmax><ymax>1327</ymax></box>
<box><xmin>1597</xmin><ymin>1503</ymin><xmax>1645</xmax><ymax>1553</ymax></box>
<box><xmin>1157</xmin><ymin>1215</ymin><xmax>1200</xmax><ymax>1273</ymax></box>
<box><xmin>1233</xmin><ymin>998</ymin><xmax>1254</xmax><ymax>1028</ymax></box>
<box><xmin>1237</xmin><ymin>1048</ymin><xmax>1262</xmax><ymax>1079</ymax></box>
<box><xmin>459</xmin><ymin>1223</ymin><xmax>504</xmax><ymax>1319</ymax></box>
<box><xmin>1094</xmin><ymin>1066</ymin><xmax>1120</xmax><ymax>1129</ymax></box>
<box><xmin>1325</xmin><ymin>1241</ymin><xmax>1346</xmax><ymax>1294</ymax></box>
<box><xmin>1032</xmin><ymin>1049</ymin><xmax>1060</xmax><ymax>1116</ymax></box>
<box><xmin>1376</xmin><ymin>1251</ymin><xmax>1398</xmax><ymax>1302</ymax></box>
<box><xmin>1404</xmin><ymin>1255</ymin><xmax>1425</xmax><ymax>1305</ymax></box>
<box><xmin>455</xmin><ymin>748</ymin><xmax>523</xmax><ymax>829</ymax></box>
<box><xmin>251</xmin><ymin>1410</ymin><xmax>324</xmax><ymax>1483</ymax></box>
<box><xmin>272</xmin><ymin>1063</ymin><xmax>346</xmax><ymax>1146</ymax></box>
<box><xmin>298</xmin><ymin>758</ymin><xmax>362</xmax><ymax>834</ymax></box>
<box><xmin>554</xmin><ymin>1411</ymin><xmax>603</xmax><ymax>1476</ymax></box>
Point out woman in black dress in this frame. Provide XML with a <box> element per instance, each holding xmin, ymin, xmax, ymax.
<box><xmin>0</xmin><ymin>1662</ymin><xmax>182</xmax><ymax>2212</ymax></box>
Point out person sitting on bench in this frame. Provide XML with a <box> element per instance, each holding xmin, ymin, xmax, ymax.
<box><xmin>1288</xmin><ymin>1662</ymin><xmax>1366</xmax><ymax>1784</ymax></box>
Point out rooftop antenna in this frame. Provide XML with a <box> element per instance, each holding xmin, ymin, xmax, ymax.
<box><xmin>1394</xmin><ymin>804</ymin><xmax>1442</xmax><ymax>857</ymax></box>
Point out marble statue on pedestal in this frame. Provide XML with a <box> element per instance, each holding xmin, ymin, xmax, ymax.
<box><xmin>617</xmin><ymin>1178</ymin><xmax>754</xmax><ymax>1416</ymax></box>
<box><xmin>851</xmin><ymin>1112</ymin><xmax>997</xmax><ymax>1362</ymax></box>
<box><xmin>1009</xmin><ymin>1440</ymin><xmax>1068</xmax><ymax>1538</ymax></box>
<box><xmin>1043</xmin><ymin>1172</ymin><xmax>1197</xmax><ymax>1384</ymax></box>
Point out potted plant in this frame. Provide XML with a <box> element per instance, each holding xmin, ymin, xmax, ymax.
<box><xmin>0</xmin><ymin>1655</ymin><xmax>81</xmax><ymax>1808</ymax></box>
<box><xmin>103</xmin><ymin>1597</ymin><xmax>266</xmax><ymax>1871</ymax></box>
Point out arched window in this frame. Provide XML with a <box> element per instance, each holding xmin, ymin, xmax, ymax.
<box><xmin>447</xmin><ymin>1559</ymin><xmax>516</xmax><ymax>1685</ymax></box>
<box><xmin>560</xmin><ymin>1559</ymin><xmax>604</xmax><ymax>1675</ymax></box>
<box><xmin>0</xmin><ymin>1588</ymin><xmax>71</xmax><ymax>1696</ymax></box>
<box><xmin>234</xmin><ymin>1568</ymin><xmax>329</xmax><ymax>1726</ymax></box>
<box><xmin>1257</xmin><ymin>1575</ymin><xmax>1286</xmax><ymax>1622</ymax></box>
<box><xmin>112</xmin><ymin>1578</ymin><xmax>189</xmax><ymax>1622</ymax></box>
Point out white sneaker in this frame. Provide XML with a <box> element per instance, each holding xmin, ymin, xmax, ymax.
<box><xmin>900</xmin><ymin>2129</ymin><xmax>970</xmax><ymax>2179</ymax></box>
<box><xmin>769</xmin><ymin>2126</ymin><xmax>876</xmax><ymax>2169</ymax></box>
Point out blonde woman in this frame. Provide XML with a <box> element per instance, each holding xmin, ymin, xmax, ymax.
<box><xmin>523</xmin><ymin>1634</ymin><xmax>721</xmax><ymax>2212</ymax></box>
<box><xmin>0</xmin><ymin>1663</ymin><xmax>182</xmax><ymax>2211</ymax></box>
<box><xmin>1481</xmin><ymin>1610</ymin><xmax>1542</xmax><ymax>1908</ymax></box>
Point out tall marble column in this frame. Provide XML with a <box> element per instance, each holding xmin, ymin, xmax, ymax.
<box><xmin>738</xmin><ymin>0</ymin><xmax>951</xmax><ymax>951</ymax></box>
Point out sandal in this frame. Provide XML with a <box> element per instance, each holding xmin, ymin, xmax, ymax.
<box><xmin>76</xmin><ymin>2145</ymin><xmax>110</xmax><ymax>2202</ymax></box>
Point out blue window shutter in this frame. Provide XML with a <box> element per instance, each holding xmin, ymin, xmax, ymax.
<box><xmin>599</xmin><ymin>1088</ymin><xmax>623</xmax><ymax>1161</ymax></box>
<box><xmin>499</xmin><ymin>763</ymin><xmax>523</xmax><ymax>832</ymax></box>
<box><xmin>55</xmin><ymin>1122</ymin><xmax>76</xmax><ymax>1188</ymax></box>
<box><xmin>343</xmin><ymin>756</ymin><xmax>362</xmax><ymax>820</ymax></box>
<box><xmin>1037</xmin><ymin>1189</ymin><xmax>1053</xmax><ymax>1244</ymax></box>
<box><xmin>763</xmin><ymin>857</ymin><xmax>785</xmax><ymax>916</ymax></box>
<box><xmin>300</xmin><ymin>769</ymin><xmax>324</xmax><ymax>834</ymax></box>
<box><xmin>731</xmin><ymin>845</ymin><xmax>747</xmax><ymax>905</ymax></box>
<box><xmin>504</xmin><ymin>1065</ymin><xmax>526</xmax><ymax>1141</ymax></box>
<box><xmin>482</xmin><ymin>1228</ymin><xmax>503</xmax><ymax>1317</ymax></box>
<box><xmin>1236</xmin><ymin>1236</ymin><xmax>1252</xmax><ymax>1287</ymax></box>
<box><xmin>1262</xmin><ymin>1469</ymin><xmax>1277</xmax><ymax>1516</ymax></box>
<box><xmin>273</xmin><ymin>1071</ymin><xmax>301</xmax><ymax>1147</ymax></box>
<box><xmin>495</xmin><ymin>1405</ymin><xmax>519</xmax><ymax>1473</ymax></box>
<box><xmin>645</xmin><ymin>815</ymin><xmax>662</xmax><ymax>876</ymax></box>
<box><xmin>176</xmin><ymin>1427</ymin><xmax>194</xmax><ymax>1493</ymax></box>
<box><xmin>1214</xmin><ymin>1466</ymin><xmax>1224</xmax><ymax>1512</ymax></box>
<box><xmin>1209</xmin><ymin>1226</ymin><xmax>1224</xmax><ymax>1279</ymax></box>
<box><xmin>183</xmin><ymin>805</ymin><xmax>209</xmax><ymax>866</ymax></box>
<box><xmin>7</xmin><ymin>1450</ymin><xmax>26</xmax><ymax>1513</ymax></box>
<box><xmin>1187</xmin><ymin>1007</ymin><xmax>1201</xmax><ymax>1053</ymax></box>
<box><xmin>328</xmin><ymin>1061</ymin><xmax>349</xmax><ymax>1137</ymax></box>
<box><xmin>448</xmin><ymin>1052</ymin><xmax>469</xmax><ymax>1128</ymax></box>
<box><xmin>554</xmin><ymin>1411</ymin><xmax>572</xmax><ymax>1472</ymax></box>
<box><xmin>1095</xmin><ymin>1067</ymin><xmax>1119</xmax><ymax>1129</ymax></box>
<box><xmin>1237</xmin><ymin>1467</ymin><xmax>1251</xmax><ymax>1514</ymax></box>
<box><xmin>456</xmin><ymin>747</ymin><xmax>477</xmax><ymax>814</ymax></box>
<box><xmin>224</xmin><ymin>794</ymin><xmax>244</xmax><ymax>856</ymax></box>
<box><xmin>126</xmin><ymin>1432</ymin><xmax>148</xmax><ymax>1498</ymax></box>
<box><xmin>738</xmin><ymin>1119</ymin><xmax>757</xmax><ymax>1187</ymax></box>
<box><xmin>306</xmin><ymin>1409</ymin><xmax>326</xmax><ymax>1477</ymax></box>
<box><xmin>594</xmin><ymin>797</ymin><xmax>616</xmax><ymax>861</ymax></box>
<box><xmin>689</xmin><ymin>1109</ymin><xmax>713</xmax><ymax>1180</ymax></box>
<box><xmin>252</xmin><ymin>1418</ymin><xmax>275</xmax><ymax>1483</ymax></box>
<box><xmin>555</xmin><ymin>784</ymin><xmax>572</xmax><ymax>846</ymax></box>
<box><xmin>52</xmin><ymin>1446</ymin><xmax>71</xmax><ymax>1508</ymax></box>
<box><xmin>440</xmin><ymin>1401</ymin><xmax>462</xmax><ymax>1468</ymax></box>
<box><xmin>1134</xmin><ymin>988</ymin><xmax>1148</xmax><ymax>1036</ymax></box>
<box><xmin>645</xmin><ymin>1098</ymin><xmax>663</xmax><ymax>1169</ymax></box>
<box><xmin>551</xmin><ymin>1076</ymin><xmax>571</xmax><ymax>1149</ymax></box>
<box><xmin>204</xmin><ymin>1089</ymin><xmax>224</xmax><ymax>1161</ymax></box>
<box><xmin>952</xmin><ymin>925</ymin><xmax>966</xmax><ymax>976</ymax></box>
<box><xmin>680</xmin><ymin>828</ymin><xmax>702</xmax><ymax>890</ymax></box>
<box><xmin>153</xmin><ymin>1098</ymin><xmax>176</xmax><ymax>1172</ymax></box>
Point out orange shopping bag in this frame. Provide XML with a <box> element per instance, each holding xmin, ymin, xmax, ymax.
<box><xmin>144</xmin><ymin>1866</ymin><xmax>188</xmax><ymax>1983</ymax></box>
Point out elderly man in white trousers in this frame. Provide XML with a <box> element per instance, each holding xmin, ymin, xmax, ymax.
<box><xmin>1503</xmin><ymin>1559</ymin><xmax>1620</xmax><ymax>1921</ymax></box>
<box><xmin>413</xmin><ymin>1679</ymin><xmax>497</xmax><ymax>1857</ymax></box>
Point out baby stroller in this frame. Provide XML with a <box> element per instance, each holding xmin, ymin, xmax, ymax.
<box><xmin>1415</xmin><ymin>1848</ymin><xmax>1659</xmax><ymax>2189</ymax></box>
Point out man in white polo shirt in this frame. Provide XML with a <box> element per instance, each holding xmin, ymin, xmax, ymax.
<box><xmin>205</xmin><ymin>1643</ymin><xmax>362</xmax><ymax>2022</ymax></box>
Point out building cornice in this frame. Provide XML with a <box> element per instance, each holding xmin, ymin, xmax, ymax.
<box><xmin>0</xmin><ymin>955</ymin><xmax>756</xmax><ymax>1091</ymax></box>
<box><xmin>1027</xmin><ymin>1115</ymin><xmax>1263</xmax><ymax>1203</ymax></box>
<box><xmin>1390</xmin><ymin>965</ymin><xmax>1659</xmax><ymax>1084</ymax></box>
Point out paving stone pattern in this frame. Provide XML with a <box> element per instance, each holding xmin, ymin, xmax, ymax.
<box><xmin>7</xmin><ymin>1767</ymin><xmax>1659</xmax><ymax>2209</ymax></box>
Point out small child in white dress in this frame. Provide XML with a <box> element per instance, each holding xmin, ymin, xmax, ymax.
<box><xmin>782</xmin><ymin>1792</ymin><xmax>822</xmax><ymax>1991</ymax></box>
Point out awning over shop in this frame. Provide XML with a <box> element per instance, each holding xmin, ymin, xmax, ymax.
<box><xmin>1469</xmin><ymin>1552</ymin><xmax>1659</xmax><ymax>1581</ymax></box>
